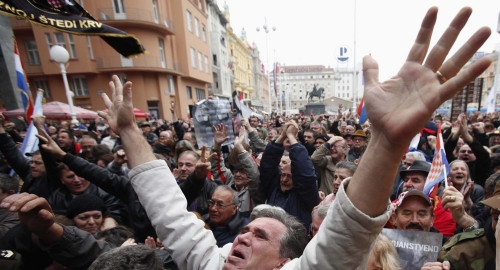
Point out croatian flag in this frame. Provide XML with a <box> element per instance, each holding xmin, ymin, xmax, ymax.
<box><xmin>20</xmin><ymin>90</ymin><xmax>44</xmax><ymax>157</ymax></box>
<box><xmin>423</xmin><ymin>123</ymin><xmax>450</xmax><ymax>196</ymax></box>
<box><xmin>357</xmin><ymin>97</ymin><xmax>367</xmax><ymax>124</ymax></box>
<box><xmin>14</xmin><ymin>38</ymin><xmax>34</xmax><ymax>124</ymax></box>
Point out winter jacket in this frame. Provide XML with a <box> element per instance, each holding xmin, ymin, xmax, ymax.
<box><xmin>210</xmin><ymin>148</ymin><xmax>265</xmax><ymax>217</ymax></box>
<box><xmin>203</xmin><ymin>212</ymin><xmax>250</xmax><ymax>247</ymax></box>
<box><xmin>311</xmin><ymin>142</ymin><xmax>339</xmax><ymax>195</ymax></box>
<box><xmin>0</xmin><ymin>208</ymin><xmax>19</xmax><ymax>239</ymax></box>
<box><xmin>248</xmin><ymin>129</ymin><xmax>267</xmax><ymax>154</ymax></box>
<box><xmin>260</xmin><ymin>142</ymin><xmax>319</xmax><ymax>228</ymax></box>
<box><xmin>178</xmin><ymin>173</ymin><xmax>221</xmax><ymax>216</ymax></box>
<box><xmin>0</xmin><ymin>133</ymin><xmax>61</xmax><ymax>200</ymax></box>
<box><xmin>129</xmin><ymin>160</ymin><xmax>392</xmax><ymax>269</ymax></box>
<box><xmin>48</xmin><ymin>183</ymin><xmax>128</xmax><ymax>225</ymax></box>
<box><xmin>346</xmin><ymin>146</ymin><xmax>366</xmax><ymax>163</ymax></box>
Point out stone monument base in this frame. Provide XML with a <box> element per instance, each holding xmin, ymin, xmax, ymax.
<box><xmin>305</xmin><ymin>103</ymin><xmax>326</xmax><ymax>115</ymax></box>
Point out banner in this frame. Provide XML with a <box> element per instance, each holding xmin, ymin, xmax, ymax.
<box><xmin>382</xmin><ymin>228</ymin><xmax>443</xmax><ymax>270</ymax></box>
<box><xmin>0</xmin><ymin>0</ymin><xmax>145</xmax><ymax>57</ymax></box>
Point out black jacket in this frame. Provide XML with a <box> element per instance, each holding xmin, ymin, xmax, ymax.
<box><xmin>48</xmin><ymin>183</ymin><xmax>128</xmax><ymax>225</ymax></box>
<box><xmin>0</xmin><ymin>133</ymin><xmax>60</xmax><ymax>200</ymax></box>
<box><xmin>204</xmin><ymin>211</ymin><xmax>250</xmax><ymax>247</ymax></box>
<box><xmin>61</xmin><ymin>153</ymin><xmax>206</xmax><ymax>241</ymax></box>
<box><xmin>178</xmin><ymin>173</ymin><xmax>221</xmax><ymax>216</ymax></box>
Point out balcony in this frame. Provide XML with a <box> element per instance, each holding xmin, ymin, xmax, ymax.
<box><xmin>23</xmin><ymin>62</ymin><xmax>43</xmax><ymax>75</ymax></box>
<box><xmin>96</xmin><ymin>56</ymin><xmax>183</xmax><ymax>74</ymax></box>
<box><xmin>97</xmin><ymin>8</ymin><xmax>174</xmax><ymax>35</ymax></box>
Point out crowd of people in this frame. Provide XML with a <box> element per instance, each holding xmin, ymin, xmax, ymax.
<box><xmin>0</xmin><ymin>6</ymin><xmax>498</xmax><ymax>270</ymax></box>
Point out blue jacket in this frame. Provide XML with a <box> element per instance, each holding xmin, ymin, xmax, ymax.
<box><xmin>204</xmin><ymin>212</ymin><xmax>250</xmax><ymax>247</ymax></box>
<box><xmin>260</xmin><ymin>142</ymin><xmax>319</xmax><ymax>228</ymax></box>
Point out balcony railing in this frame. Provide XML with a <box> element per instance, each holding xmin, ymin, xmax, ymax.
<box><xmin>97</xmin><ymin>8</ymin><xmax>174</xmax><ymax>33</ymax></box>
<box><xmin>96</xmin><ymin>56</ymin><xmax>183</xmax><ymax>73</ymax></box>
<box><xmin>22</xmin><ymin>62</ymin><xmax>43</xmax><ymax>74</ymax></box>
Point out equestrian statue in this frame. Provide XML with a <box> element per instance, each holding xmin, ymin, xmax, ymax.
<box><xmin>305</xmin><ymin>84</ymin><xmax>325</xmax><ymax>103</ymax></box>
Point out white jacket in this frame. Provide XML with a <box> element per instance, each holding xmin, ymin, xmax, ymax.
<box><xmin>130</xmin><ymin>160</ymin><xmax>392</xmax><ymax>270</ymax></box>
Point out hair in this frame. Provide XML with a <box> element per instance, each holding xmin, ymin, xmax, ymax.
<box><xmin>185</xmin><ymin>131</ymin><xmax>197</xmax><ymax>142</ymax></box>
<box><xmin>57</xmin><ymin>163</ymin><xmax>70</xmax><ymax>177</ymax></box>
<box><xmin>448</xmin><ymin>159</ymin><xmax>471</xmax><ymax>183</ymax></box>
<box><xmin>335</xmin><ymin>161</ymin><xmax>357</xmax><ymax>176</ymax></box>
<box><xmin>91</xmin><ymin>144</ymin><xmax>112</xmax><ymax>160</ymax></box>
<box><xmin>405</xmin><ymin>151</ymin><xmax>426</xmax><ymax>161</ymax></box>
<box><xmin>249</xmin><ymin>115</ymin><xmax>259</xmax><ymax>122</ymax></box>
<box><xmin>88</xmin><ymin>245</ymin><xmax>163</xmax><ymax>270</ymax></box>
<box><xmin>95</xmin><ymin>226</ymin><xmax>134</xmax><ymax>248</ymax></box>
<box><xmin>484</xmin><ymin>172</ymin><xmax>500</xmax><ymax>196</ymax></box>
<box><xmin>31</xmin><ymin>150</ymin><xmax>41</xmax><ymax>156</ymax></box>
<box><xmin>97</xmin><ymin>154</ymin><xmax>115</xmax><ymax>167</ymax></box>
<box><xmin>228</xmin><ymin>143</ymin><xmax>250</xmax><ymax>165</ymax></box>
<box><xmin>174</xmin><ymin>140</ymin><xmax>197</xmax><ymax>163</ymax></box>
<box><xmin>214</xmin><ymin>185</ymin><xmax>239</xmax><ymax>205</ymax></box>
<box><xmin>491</xmin><ymin>154</ymin><xmax>500</xmax><ymax>172</ymax></box>
<box><xmin>55</xmin><ymin>214</ymin><xmax>75</xmax><ymax>226</ymax></box>
<box><xmin>312</xmin><ymin>202</ymin><xmax>331</xmax><ymax>219</ymax></box>
<box><xmin>178</xmin><ymin>150</ymin><xmax>200</xmax><ymax>162</ymax></box>
<box><xmin>370</xmin><ymin>234</ymin><xmax>402</xmax><ymax>270</ymax></box>
<box><xmin>59</xmin><ymin>129</ymin><xmax>75</xmax><ymax>141</ymax></box>
<box><xmin>490</xmin><ymin>134</ymin><xmax>500</xmax><ymax>147</ymax></box>
<box><xmin>0</xmin><ymin>173</ymin><xmax>19</xmax><ymax>193</ymax></box>
<box><xmin>80</xmin><ymin>135</ymin><xmax>97</xmax><ymax>145</ymax></box>
<box><xmin>252</xmin><ymin>208</ymin><xmax>308</xmax><ymax>259</ymax></box>
<box><xmin>310</xmin><ymin>121</ymin><xmax>321</xmax><ymax>128</ymax></box>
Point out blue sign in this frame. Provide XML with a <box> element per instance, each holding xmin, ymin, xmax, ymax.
<box><xmin>337</xmin><ymin>46</ymin><xmax>350</xmax><ymax>62</ymax></box>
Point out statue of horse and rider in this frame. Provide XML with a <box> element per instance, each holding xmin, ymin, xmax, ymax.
<box><xmin>305</xmin><ymin>84</ymin><xmax>325</xmax><ymax>103</ymax></box>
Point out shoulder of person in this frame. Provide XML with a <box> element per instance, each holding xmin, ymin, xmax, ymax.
<box><xmin>442</xmin><ymin>228</ymin><xmax>485</xmax><ymax>250</ymax></box>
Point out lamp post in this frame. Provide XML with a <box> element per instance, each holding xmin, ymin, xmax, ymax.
<box><xmin>49</xmin><ymin>45</ymin><xmax>78</xmax><ymax>125</ymax></box>
<box><xmin>256</xmin><ymin>18</ymin><xmax>276</xmax><ymax>114</ymax></box>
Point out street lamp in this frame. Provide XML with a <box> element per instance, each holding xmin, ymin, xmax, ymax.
<box><xmin>256</xmin><ymin>18</ymin><xmax>276</xmax><ymax>114</ymax></box>
<box><xmin>49</xmin><ymin>45</ymin><xmax>78</xmax><ymax>125</ymax></box>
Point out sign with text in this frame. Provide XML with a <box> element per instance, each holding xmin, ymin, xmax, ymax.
<box><xmin>450</xmin><ymin>78</ymin><xmax>484</xmax><ymax>122</ymax></box>
<box><xmin>382</xmin><ymin>229</ymin><xmax>443</xmax><ymax>270</ymax></box>
<box><xmin>0</xmin><ymin>0</ymin><xmax>144</xmax><ymax>57</ymax></box>
<box><xmin>193</xmin><ymin>100</ymin><xmax>235</xmax><ymax>148</ymax></box>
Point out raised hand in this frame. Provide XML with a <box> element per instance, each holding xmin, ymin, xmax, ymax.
<box><xmin>363</xmin><ymin>7</ymin><xmax>491</xmax><ymax>150</ymax></box>
<box><xmin>212</xmin><ymin>124</ymin><xmax>229</xmax><ymax>149</ymax></box>
<box><xmin>286</xmin><ymin>120</ymin><xmax>299</xmax><ymax>137</ymax></box>
<box><xmin>194</xmin><ymin>146</ymin><xmax>216</xmax><ymax>179</ymax></box>
<box><xmin>31</xmin><ymin>114</ymin><xmax>46</xmax><ymax>129</ymax></box>
<box><xmin>0</xmin><ymin>193</ymin><xmax>55</xmax><ymax>235</ymax></box>
<box><xmin>98</xmin><ymin>75</ymin><xmax>136</xmax><ymax>135</ymax></box>
<box><xmin>35</xmin><ymin>122</ymin><xmax>66</xmax><ymax>158</ymax></box>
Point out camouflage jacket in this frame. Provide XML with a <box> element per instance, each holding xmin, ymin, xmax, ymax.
<box><xmin>438</xmin><ymin>228</ymin><xmax>495</xmax><ymax>270</ymax></box>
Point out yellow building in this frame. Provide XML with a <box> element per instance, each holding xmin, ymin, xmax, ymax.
<box><xmin>224</xmin><ymin>4</ymin><xmax>253</xmax><ymax>99</ymax></box>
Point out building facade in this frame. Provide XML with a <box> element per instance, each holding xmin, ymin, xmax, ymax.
<box><xmin>206</xmin><ymin>0</ymin><xmax>231</xmax><ymax>100</ymax></box>
<box><xmin>7</xmin><ymin>0</ymin><xmax>212</xmax><ymax>120</ymax></box>
<box><xmin>250</xmin><ymin>43</ymin><xmax>264</xmax><ymax>112</ymax></box>
<box><xmin>224</xmin><ymin>5</ymin><xmax>254</xmax><ymax>100</ymax></box>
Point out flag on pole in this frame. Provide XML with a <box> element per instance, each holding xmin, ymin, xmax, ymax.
<box><xmin>14</xmin><ymin>38</ymin><xmax>34</xmax><ymax>124</ymax></box>
<box><xmin>486</xmin><ymin>89</ymin><xmax>496</xmax><ymax>114</ymax></box>
<box><xmin>423</xmin><ymin>123</ymin><xmax>450</xmax><ymax>196</ymax></box>
<box><xmin>20</xmin><ymin>90</ymin><xmax>44</xmax><ymax>157</ymax></box>
<box><xmin>357</xmin><ymin>97</ymin><xmax>367</xmax><ymax>124</ymax></box>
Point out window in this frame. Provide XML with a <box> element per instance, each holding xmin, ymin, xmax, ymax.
<box><xmin>67</xmin><ymin>34</ymin><xmax>77</xmax><ymax>59</ymax></box>
<box><xmin>198</xmin><ymin>52</ymin><xmax>203</xmax><ymax>71</ymax></box>
<box><xmin>70</xmin><ymin>76</ymin><xmax>89</xmax><ymax>96</ymax></box>
<box><xmin>230</xmin><ymin>49</ymin><xmax>233</xmax><ymax>56</ymax></box>
<box><xmin>196</xmin><ymin>88</ymin><xmax>205</xmax><ymax>100</ymax></box>
<box><xmin>54</xmin><ymin>33</ymin><xmax>66</xmax><ymax>49</ymax></box>
<box><xmin>158</xmin><ymin>38</ymin><xmax>166</xmax><ymax>68</ymax></box>
<box><xmin>186</xmin><ymin>86</ymin><xmax>193</xmax><ymax>99</ymax></box>
<box><xmin>186</xmin><ymin>10</ymin><xmax>192</xmax><ymax>32</ymax></box>
<box><xmin>202</xmin><ymin>24</ymin><xmax>206</xmax><ymax>42</ymax></box>
<box><xmin>347</xmin><ymin>86</ymin><xmax>349</xmax><ymax>90</ymax></box>
<box><xmin>190</xmin><ymin>47</ymin><xmax>196</xmax><ymax>68</ymax></box>
<box><xmin>152</xmin><ymin>0</ymin><xmax>159</xmax><ymax>23</ymax></box>
<box><xmin>213</xmin><ymin>54</ymin><xmax>217</xmax><ymax>66</ymax></box>
<box><xmin>113</xmin><ymin>0</ymin><xmax>125</xmax><ymax>13</ymax></box>
<box><xmin>25</xmin><ymin>40</ymin><xmax>40</xmax><ymax>65</ymax></box>
<box><xmin>167</xmin><ymin>75</ymin><xmax>175</xmax><ymax>95</ymax></box>
<box><xmin>204</xmin><ymin>56</ymin><xmax>209</xmax><ymax>73</ymax></box>
<box><xmin>34</xmin><ymin>79</ymin><xmax>51</xmax><ymax>98</ymax></box>
<box><xmin>45</xmin><ymin>33</ymin><xmax>53</xmax><ymax>48</ymax></box>
<box><xmin>194</xmin><ymin>18</ymin><xmax>200</xmax><ymax>37</ymax></box>
<box><xmin>86</xmin><ymin>36</ymin><xmax>94</xmax><ymax>59</ymax></box>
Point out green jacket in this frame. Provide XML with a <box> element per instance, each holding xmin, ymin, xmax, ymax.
<box><xmin>438</xmin><ymin>228</ymin><xmax>495</xmax><ymax>270</ymax></box>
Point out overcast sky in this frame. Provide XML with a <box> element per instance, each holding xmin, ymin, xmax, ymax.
<box><xmin>219</xmin><ymin>0</ymin><xmax>500</xmax><ymax>81</ymax></box>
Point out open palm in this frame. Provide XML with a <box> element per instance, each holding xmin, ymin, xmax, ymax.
<box><xmin>363</xmin><ymin>7</ymin><xmax>491</xmax><ymax>149</ymax></box>
<box><xmin>98</xmin><ymin>75</ymin><xmax>136</xmax><ymax>134</ymax></box>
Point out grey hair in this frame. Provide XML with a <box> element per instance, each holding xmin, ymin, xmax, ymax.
<box><xmin>405</xmin><ymin>151</ymin><xmax>426</xmax><ymax>161</ymax></box>
<box><xmin>282</xmin><ymin>151</ymin><xmax>290</xmax><ymax>157</ymax></box>
<box><xmin>310</xmin><ymin>121</ymin><xmax>321</xmax><ymax>128</ymax></box>
<box><xmin>312</xmin><ymin>202</ymin><xmax>331</xmax><ymax>219</ymax></box>
<box><xmin>0</xmin><ymin>173</ymin><xmax>19</xmax><ymax>193</ymax></box>
<box><xmin>214</xmin><ymin>185</ymin><xmax>239</xmax><ymax>205</ymax></box>
<box><xmin>335</xmin><ymin>161</ymin><xmax>357</xmax><ymax>176</ymax></box>
<box><xmin>449</xmin><ymin>160</ymin><xmax>472</xmax><ymax>183</ymax></box>
<box><xmin>252</xmin><ymin>207</ymin><xmax>308</xmax><ymax>259</ymax></box>
<box><xmin>88</xmin><ymin>245</ymin><xmax>163</xmax><ymax>270</ymax></box>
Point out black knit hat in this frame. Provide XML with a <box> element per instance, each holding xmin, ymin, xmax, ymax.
<box><xmin>152</xmin><ymin>143</ymin><xmax>171</xmax><ymax>156</ymax></box>
<box><xmin>66</xmin><ymin>194</ymin><xmax>106</xmax><ymax>219</ymax></box>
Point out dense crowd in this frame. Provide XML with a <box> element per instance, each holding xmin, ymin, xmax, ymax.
<box><xmin>0</xmin><ymin>6</ymin><xmax>498</xmax><ymax>270</ymax></box>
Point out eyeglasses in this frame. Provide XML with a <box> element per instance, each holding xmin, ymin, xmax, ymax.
<box><xmin>207</xmin><ymin>199</ymin><xmax>236</xmax><ymax>209</ymax></box>
<box><xmin>459</xmin><ymin>150</ymin><xmax>473</xmax><ymax>154</ymax></box>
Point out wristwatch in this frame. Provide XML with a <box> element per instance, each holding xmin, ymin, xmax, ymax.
<box><xmin>464</xmin><ymin>220</ymin><xmax>479</xmax><ymax>232</ymax></box>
